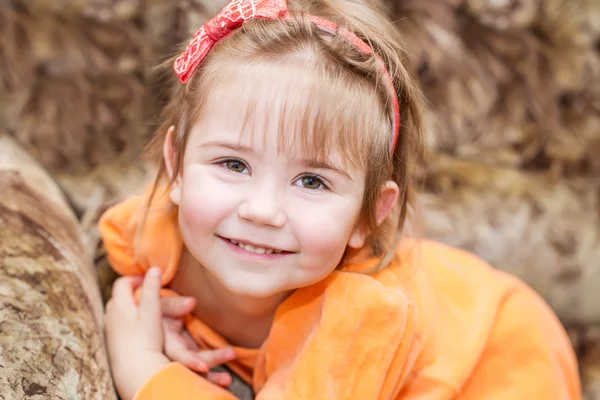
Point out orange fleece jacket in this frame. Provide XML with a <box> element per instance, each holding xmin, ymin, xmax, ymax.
<box><xmin>100</xmin><ymin>187</ymin><xmax>581</xmax><ymax>400</ymax></box>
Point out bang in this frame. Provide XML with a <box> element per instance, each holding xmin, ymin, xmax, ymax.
<box><xmin>196</xmin><ymin>57</ymin><xmax>391</xmax><ymax>170</ymax></box>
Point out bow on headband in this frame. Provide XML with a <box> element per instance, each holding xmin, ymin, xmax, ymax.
<box><xmin>173</xmin><ymin>0</ymin><xmax>401</xmax><ymax>152</ymax></box>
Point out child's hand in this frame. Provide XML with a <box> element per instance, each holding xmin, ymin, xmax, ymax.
<box><xmin>104</xmin><ymin>268</ymin><xmax>170</xmax><ymax>400</ymax></box>
<box><xmin>160</xmin><ymin>296</ymin><xmax>237</xmax><ymax>387</ymax></box>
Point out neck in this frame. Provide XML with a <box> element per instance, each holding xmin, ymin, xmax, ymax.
<box><xmin>169</xmin><ymin>246</ymin><xmax>291</xmax><ymax>348</ymax></box>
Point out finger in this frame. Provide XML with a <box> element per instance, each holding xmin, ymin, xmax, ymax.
<box><xmin>161</xmin><ymin>296</ymin><xmax>196</xmax><ymax>318</ymax></box>
<box><xmin>181</xmin><ymin>330</ymin><xmax>201</xmax><ymax>351</ymax></box>
<box><xmin>163</xmin><ymin>317</ymin><xmax>184</xmax><ymax>333</ymax></box>
<box><xmin>197</xmin><ymin>348</ymin><xmax>237</xmax><ymax>369</ymax></box>
<box><xmin>164</xmin><ymin>330</ymin><xmax>209</xmax><ymax>373</ymax></box>
<box><xmin>110</xmin><ymin>276</ymin><xmax>143</xmax><ymax>306</ymax></box>
<box><xmin>138</xmin><ymin>267</ymin><xmax>163</xmax><ymax>327</ymax></box>
<box><xmin>206</xmin><ymin>371</ymin><xmax>232</xmax><ymax>388</ymax></box>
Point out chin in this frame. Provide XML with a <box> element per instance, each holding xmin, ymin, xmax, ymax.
<box><xmin>222</xmin><ymin>277</ymin><xmax>287</xmax><ymax>299</ymax></box>
<box><xmin>228</xmin><ymin>284</ymin><xmax>281</xmax><ymax>299</ymax></box>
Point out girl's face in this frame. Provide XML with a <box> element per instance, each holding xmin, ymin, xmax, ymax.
<box><xmin>166</xmin><ymin>83</ymin><xmax>369</xmax><ymax>298</ymax></box>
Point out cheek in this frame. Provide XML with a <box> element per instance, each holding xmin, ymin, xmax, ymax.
<box><xmin>179</xmin><ymin>198</ymin><xmax>213</xmax><ymax>236</ymax></box>
<box><xmin>178</xmin><ymin>174</ymin><xmax>232</xmax><ymax>234</ymax></box>
<box><xmin>295</xmin><ymin>200</ymin><xmax>361</xmax><ymax>258</ymax></box>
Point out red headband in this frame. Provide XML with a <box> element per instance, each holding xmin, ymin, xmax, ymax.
<box><xmin>173</xmin><ymin>0</ymin><xmax>400</xmax><ymax>153</ymax></box>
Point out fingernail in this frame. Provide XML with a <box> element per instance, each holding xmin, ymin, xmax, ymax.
<box><xmin>224</xmin><ymin>348</ymin><xmax>236</xmax><ymax>358</ymax></box>
<box><xmin>195</xmin><ymin>360</ymin><xmax>208</xmax><ymax>372</ymax></box>
<box><xmin>148</xmin><ymin>267</ymin><xmax>161</xmax><ymax>277</ymax></box>
<box><xmin>184</xmin><ymin>298</ymin><xmax>196</xmax><ymax>307</ymax></box>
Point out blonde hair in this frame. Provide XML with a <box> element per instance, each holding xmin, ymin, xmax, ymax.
<box><xmin>143</xmin><ymin>0</ymin><xmax>427</xmax><ymax>271</ymax></box>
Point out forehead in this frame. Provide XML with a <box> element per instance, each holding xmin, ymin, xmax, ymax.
<box><xmin>191</xmin><ymin>59</ymin><xmax>385</xmax><ymax>169</ymax></box>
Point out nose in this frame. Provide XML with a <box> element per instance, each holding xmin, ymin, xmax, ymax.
<box><xmin>237</xmin><ymin>183</ymin><xmax>286</xmax><ymax>228</ymax></box>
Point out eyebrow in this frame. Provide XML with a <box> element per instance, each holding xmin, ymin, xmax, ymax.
<box><xmin>200</xmin><ymin>140</ymin><xmax>352</xmax><ymax>180</ymax></box>
<box><xmin>200</xmin><ymin>141</ymin><xmax>253</xmax><ymax>153</ymax></box>
<box><xmin>301</xmin><ymin>160</ymin><xmax>352</xmax><ymax>180</ymax></box>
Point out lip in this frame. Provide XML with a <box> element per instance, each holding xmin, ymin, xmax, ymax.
<box><xmin>219</xmin><ymin>235</ymin><xmax>294</xmax><ymax>253</ymax></box>
<box><xmin>217</xmin><ymin>236</ymin><xmax>294</xmax><ymax>261</ymax></box>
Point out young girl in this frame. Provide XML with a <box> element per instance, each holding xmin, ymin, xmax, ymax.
<box><xmin>101</xmin><ymin>0</ymin><xmax>581</xmax><ymax>399</ymax></box>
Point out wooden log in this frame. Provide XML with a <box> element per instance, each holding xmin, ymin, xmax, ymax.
<box><xmin>0</xmin><ymin>133</ymin><xmax>116</xmax><ymax>399</ymax></box>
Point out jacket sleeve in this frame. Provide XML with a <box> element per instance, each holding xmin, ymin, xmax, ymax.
<box><xmin>99</xmin><ymin>194</ymin><xmax>147</xmax><ymax>277</ymax></box>
<box><xmin>134</xmin><ymin>276</ymin><xmax>420</xmax><ymax>400</ymax></box>
<box><xmin>133</xmin><ymin>363</ymin><xmax>237</xmax><ymax>400</ymax></box>
<box><xmin>98</xmin><ymin>189</ymin><xmax>183</xmax><ymax>286</ymax></box>
<box><xmin>460</xmin><ymin>283</ymin><xmax>581</xmax><ymax>400</ymax></box>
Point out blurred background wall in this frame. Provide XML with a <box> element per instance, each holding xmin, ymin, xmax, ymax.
<box><xmin>1</xmin><ymin>0</ymin><xmax>599</xmax><ymax>397</ymax></box>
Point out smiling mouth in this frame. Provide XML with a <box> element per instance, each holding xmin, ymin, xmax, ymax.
<box><xmin>227</xmin><ymin>238</ymin><xmax>285</xmax><ymax>255</ymax></box>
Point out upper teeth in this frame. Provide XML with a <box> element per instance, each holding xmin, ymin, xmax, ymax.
<box><xmin>230</xmin><ymin>239</ymin><xmax>282</xmax><ymax>254</ymax></box>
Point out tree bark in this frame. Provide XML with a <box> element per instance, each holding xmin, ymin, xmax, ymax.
<box><xmin>0</xmin><ymin>133</ymin><xmax>116</xmax><ymax>399</ymax></box>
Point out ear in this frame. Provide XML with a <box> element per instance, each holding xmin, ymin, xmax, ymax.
<box><xmin>163</xmin><ymin>126</ymin><xmax>182</xmax><ymax>205</ymax></box>
<box><xmin>347</xmin><ymin>181</ymin><xmax>399</xmax><ymax>249</ymax></box>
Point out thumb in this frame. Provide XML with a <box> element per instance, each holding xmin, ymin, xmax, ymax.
<box><xmin>161</xmin><ymin>296</ymin><xmax>196</xmax><ymax>318</ymax></box>
<box><xmin>138</xmin><ymin>267</ymin><xmax>163</xmax><ymax>331</ymax></box>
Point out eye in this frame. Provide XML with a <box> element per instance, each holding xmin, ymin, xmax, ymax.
<box><xmin>219</xmin><ymin>159</ymin><xmax>249</xmax><ymax>174</ymax></box>
<box><xmin>295</xmin><ymin>174</ymin><xmax>328</xmax><ymax>191</ymax></box>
